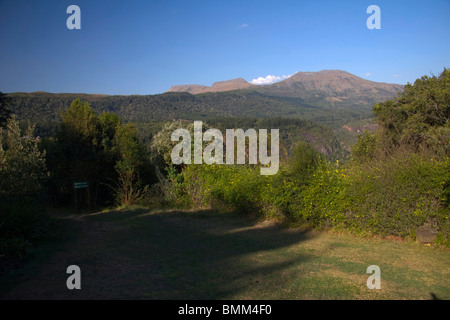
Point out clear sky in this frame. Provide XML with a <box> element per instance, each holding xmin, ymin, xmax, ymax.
<box><xmin>0</xmin><ymin>0</ymin><xmax>449</xmax><ymax>95</ymax></box>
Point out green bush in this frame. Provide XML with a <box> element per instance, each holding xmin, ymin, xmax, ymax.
<box><xmin>173</xmin><ymin>151</ymin><xmax>449</xmax><ymax>245</ymax></box>
<box><xmin>287</xmin><ymin>141</ymin><xmax>323</xmax><ymax>183</ymax></box>
<box><xmin>289</xmin><ymin>160</ymin><xmax>348</xmax><ymax>228</ymax></box>
<box><xmin>351</xmin><ymin>130</ymin><xmax>376</xmax><ymax>164</ymax></box>
<box><xmin>343</xmin><ymin>154</ymin><xmax>449</xmax><ymax>239</ymax></box>
<box><xmin>163</xmin><ymin>165</ymin><xmax>192</xmax><ymax>208</ymax></box>
<box><xmin>0</xmin><ymin>117</ymin><xmax>48</xmax><ymax>257</ymax></box>
<box><xmin>181</xmin><ymin>164</ymin><xmax>262</xmax><ymax>213</ymax></box>
<box><xmin>257</xmin><ymin>168</ymin><xmax>298</xmax><ymax>221</ymax></box>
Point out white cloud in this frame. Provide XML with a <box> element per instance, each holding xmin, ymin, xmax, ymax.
<box><xmin>362</xmin><ymin>72</ymin><xmax>372</xmax><ymax>77</ymax></box>
<box><xmin>238</xmin><ymin>23</ymin><xmax>249</xmax><ymax>29</ymax></box>
<box><xmin>392</xmin><ymin>74</ymin><xmax>402</xmax><ymax>78</ymax></box>
<box><xmin>250</xmin><ymin>74</ymin><xmax>291</xmax><ymax>85</ymax></box>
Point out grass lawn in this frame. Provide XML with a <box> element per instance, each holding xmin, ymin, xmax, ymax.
<box><xmin>0</xmin><ymin>207</ymin><xmax>449</xmax><ymax>299</ymax></box>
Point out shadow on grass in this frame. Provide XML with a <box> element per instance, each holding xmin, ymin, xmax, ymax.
<box><xmin>1</xmin><ymin>207</ymin><xmax>314</xmax><ymax>299</ymax></box>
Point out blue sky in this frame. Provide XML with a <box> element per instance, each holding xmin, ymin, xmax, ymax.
<box><xmin>0</xmin><ymin>0</ymin><xmax>449</xmax><ymax>95</ymax></box>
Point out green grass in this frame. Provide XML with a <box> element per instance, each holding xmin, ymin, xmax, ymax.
<box><xmin>0</xmin><ymin>207</ymin><xmax>449</xmax><ymax>299</ymax></box>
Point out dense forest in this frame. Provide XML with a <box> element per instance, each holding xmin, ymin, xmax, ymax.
<box><xmin>9</xmin><ymin>89</ymin><xmax>374</xmax><ymax>132</ymax></box>
<box><xmin>0</xmin><ymin>69</ymin><xmax>449</xmax><ymax>259</ymax></box>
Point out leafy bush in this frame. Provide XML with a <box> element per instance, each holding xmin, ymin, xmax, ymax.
<box><xmin>0</xmin><ymin>117</ymin><xmax>48</xmax><ymax>257</ymax></box>
<box><xmin>351</xmin><ymin>130</ymin><xmax>376</xmax><ymax>164</ymax></box>
<box><xmin>289</xmin><ymin>160</ymin><xmax>348</xmax><ymax>228</ymax></box>
<box><xmin>287</xmin><ymin>141</ymin><xmax>323</xmax><ymax>183</ymax></box>
<box><xmin>181</xmin><ymin>164</ymin><xmax>262</xmax><ymax>213</ymax></box>
<box><xmin>0</xmin><ymin>116</ymin><xmax>47</xmax><ymax>198</ymax></box>
<box><xmin>145</xmin><ymin>165</ymin><xmax>189</xmax><ymax>208</ymax></box>
<box><xmin>112</xmin><ymin>124</ymin><xmax>152</xmax><ymax>206</ymax></box>
<box><xmin>343</xmin><ymin>154</ymin><xmax>449</xmax><ymax>239</ymax></box>
<box><xmin>172</xmin><ymin>150</ymin><xmax>449</xmax><ymax>245</ymax></box>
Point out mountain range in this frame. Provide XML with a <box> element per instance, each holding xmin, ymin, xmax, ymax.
<box><xmin>167</xmin><ymin>70</ymin><xmax>403</xmax><ymax>107</ymax></box>
<box><xmin>5</xmin><ymin>69</ymin><xmax>406</xmax><ymax>157</ymax></box>
<box><xmin>168</xmin><ymin>78</ymin><xmax>255</xmax><ymax>94</ymax></box>
<box><xmin>7</xmin><ymin>70</ymin><xmax>404</xmax><ymax>139</ymax></box>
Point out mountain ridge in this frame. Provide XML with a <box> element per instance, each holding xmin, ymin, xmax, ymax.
<box><xmin>168</xmin><ymin>78</ymin><xmax>255</xmax><ymax>94</ymax></box>
<box><xmin>167</xmin><ymin>70</ymin><xmax>404</xmax><ymax>105</ymax></box>
<box><xmin>6</xmin><ymin>69</ymin><xmax>405</xmax><ymax>139</ymax></box>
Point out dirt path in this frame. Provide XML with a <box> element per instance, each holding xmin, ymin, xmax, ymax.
<box><xmin>1</xmin><ymin>208</ymin><xmax>449</xmax><ymax>300</ymax></box>
<box><xmin>1</xmin><ymin>208</ymin><xmax>310</xmax><ymax>299</ymax></box>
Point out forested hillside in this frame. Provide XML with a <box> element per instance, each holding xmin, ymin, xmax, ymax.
<box><xmin>9</xmin><ymin>90</ymin><xmax>371</xmax><ymax>129</ymax></box>
<box><xmin>7</xmin><ymin>91</ymin><xmax>357</xmax><ymax>159</ymax></box>
<box><xmin>7</xmin><ymin>70</ymin><xmax>403</xmax><ymax>155</ymax></box>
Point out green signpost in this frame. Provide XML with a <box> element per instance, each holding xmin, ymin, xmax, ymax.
<box><xmin>73</xmin><ymin>181</ymin><xmax>90</xmax><ymax>211</ymax></box>
<box><xmin>74</xmin><ymin>181</ymin><xmax>88</xmax><ymax>189</ymax></box>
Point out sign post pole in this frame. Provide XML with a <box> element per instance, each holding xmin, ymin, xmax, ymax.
<box><xmin>73</xmin><ymin>181</ymin><xmax>89</xmax><ymax>212</ymax></box>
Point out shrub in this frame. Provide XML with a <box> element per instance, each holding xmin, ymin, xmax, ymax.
<box><xmin>343</xmin><ymin>153</ymin><xmax>449</xmax><ymax>239</ymax></box>
<box><xmin>181</xmin><ymin>164</ymin><xmax>262</xmax><ymax>213</ymax></box>
<box><xmin>288</xmin><ymin>160</ymin><xmax>348</xmax><ymax>228</ymax></box>
<box><xmin>0</xmin><ymin>116</ymin><xmax>47</xmax><ymax>197</ymax></box>
<box><xmin>0</xmin><ymin>117</ymin><xmax>48</xmax><ymax>257</ymax></box>
<box><xmin>154</xmin><ymin>165</ymin><xmax>191</xmax><ymax>208</ymax></box>
<box><xmin>287</xmin><ymin>141</ymin><xmax>323</xmax><ymax>184</ymax></box>
<box><xmin>258</xmin><ymin>168</ymin><xmax>298</xmax><ymax>221</ymax></box>
<box><xmin>351</xmin><ymin>130</ymin><xmax>376</xmax><ymax>164</ymax></box>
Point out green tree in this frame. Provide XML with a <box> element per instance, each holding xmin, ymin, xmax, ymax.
<box><xmin>0</xmin><ymin>92</ymin><xmax>12</xmax><ymax>128</ymax></box>
<box><xmin>47</xmin><ymin>99</ymin><xmax>154</xmax><ymax>207</ymax></box>
<box><xmin>0</xmin><ymin>116</ymin><xmax>47</xmax><ymax>198</ymax></box>
<box><xmin>0</xmin><ymin>116</ymin><xmax>48</xmax><ymax>253</ymax></box>
<box><xmin>96</xmin><ymin>112</ymin><xmax>123</xmax><ymax>203</ymax></box>
<box><xmin>49</xmin><ymin>99</ymin><xmax>105</xmax><ymax>205</ymax></box>
<box><xmin>150</xmin><ymin>120</ymin><xmax>195</xmax><ymax>167</ymax></box>
<box><xmin>373</xmin><ymin>68</ymin><xmax>450</xmax><ymax>157</ymax></box>
<box><xmin>99</xmin><ymin>112</ymin><xmax>121</xmax><ymax>142</ymax></box>
<box><xmin>60</xmin><ymin>98</ymin><xmax>100</xmax><ymax>138</ymax></box>
<box><xmin>113</xmin><ymin>124</ymin><xmax>152</xmax><ymax>205</ymax></box>
<box><xmin>287</xmin><ymin>141</ymin><xmax>323</xmax><ymax>184</ymax></box>
<box><xmin>351</xmin><ymin>130</ymin><xmax>376</xmax><ymax>164</ymax></box>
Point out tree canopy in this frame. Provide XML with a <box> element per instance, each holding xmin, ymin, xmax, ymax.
<box><xmin>46</xmin><ymin>99</ymin><xmax>153</xmax><ymax>206</ymax></box>
<box><xmin>373</xmin><ymin>68</ymin><xmax>450</xmax><ymax>156</ymax></box>
<box><xmin>0</xmin><ymin>92</ymin><xmax>12</xmax><ymax>127</ymax></box>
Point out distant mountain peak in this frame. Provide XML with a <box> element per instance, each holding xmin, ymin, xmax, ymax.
<box><xmin>211</xmin><ymin>77</ymin><xmax>249</xmax><ymax>87</ymax></box>
<box><xmin>264</xmin><ymin>69</ymin><xmax>404</xmax><ymax>99</ymax></box>
<box><xmin>168</xmin><ymin>78</ymin><xmax>255</xmax><ymax>94</ymax></box>
<box><xmin>166</xmin><ymin>70</ymin><xmax>403</xmax><ymax>108</ymax></box>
